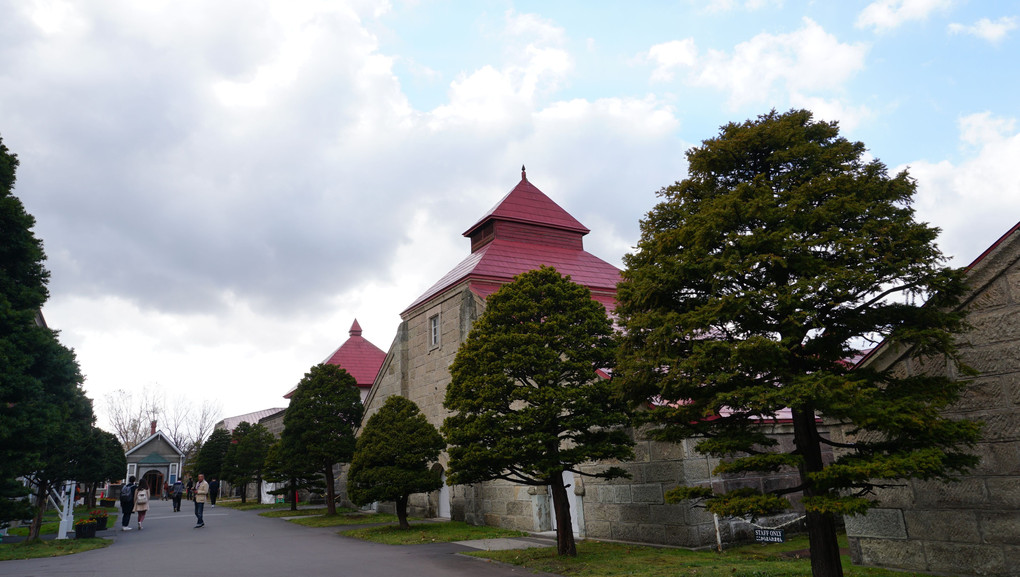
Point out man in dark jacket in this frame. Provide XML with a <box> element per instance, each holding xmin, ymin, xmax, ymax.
<box><xmin>171</xmin><ymin>477</ymin><xmax>185</xmax><ymax>512</ymax></box>
<box><xmin>209</xmin><ymin>478</ymin><xmax>220</xmax><ymax>507</ymax></box>
<box><xmin>120</xmin><ymin>476</ymin><xmax>137</xmax><ymax>531</ymax></box>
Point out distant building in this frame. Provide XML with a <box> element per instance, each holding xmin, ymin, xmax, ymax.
<box><xmin>847</xmin><ymin>222</ymin><xmax>1020</xmax><ymax>577</ymax></box>
<box><xmin>125</xmin><ymin>421</ymin><xmax>185</xmax><ymax>493</ymax></box>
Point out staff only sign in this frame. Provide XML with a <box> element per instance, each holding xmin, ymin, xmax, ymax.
<box><xmin>754</xmin><ymin>528</ymin><xmax>786</xmax><ymax>543</ymax></box>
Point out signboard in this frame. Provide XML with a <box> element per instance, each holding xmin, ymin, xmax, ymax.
<box><xmin>754</xmin><ymin>528</ymin><xmax>786</xmax><ymax>543</ymax></box>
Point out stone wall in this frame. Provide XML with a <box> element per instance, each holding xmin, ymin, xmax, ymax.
<box><xmin>847</xmin><ymin>233</ymin><xmax>1020</xmax><ymax>576</ymax></box>
<box><xmin>356</xmin><ymin>280</ymin><xmax>830</xmax><ymax>547</ymax></box>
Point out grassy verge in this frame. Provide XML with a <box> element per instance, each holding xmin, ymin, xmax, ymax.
<box><xmin>215</xmin><ymin>500</ymin><xmax>297</xmax><ymax>511</ymax></box>
<box><xmin>259</xmin><ymin>507</ymin><xmax>331</xmax><ymax>518</ymax></box>
<box><xmin>468</xmin><ymin>535</ymin><xmax>933</xmax><ymax>577</ymax></box>
<box><xmin>4</xmin><ymin>506</ymin><xmax>118</xmax><ymax>537</ymax></box>
<box><xmin>0</xmin><ymin>538</ymin><xmax>111</xmax><ymax>560</ymax></box>
<box><xmin>342</xmin><ymin>521</ymin><xmax>529</xmax><ymax>545</ymax></box>
<box><xmin>288</xmin><ymin>512</ymin><xmax>396</xmax><ymax>527</ymax></box>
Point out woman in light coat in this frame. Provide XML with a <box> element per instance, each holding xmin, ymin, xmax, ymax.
<box><xmin>133</xmin><ymin>480</ymin><xmax>151</xmax><ymax>530</ymax></box>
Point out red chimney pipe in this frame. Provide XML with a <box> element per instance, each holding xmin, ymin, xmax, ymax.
<box><xmin>150</xmin><ymin>421</ymin><xmax>157</xmax><ymax>435</ymax></box>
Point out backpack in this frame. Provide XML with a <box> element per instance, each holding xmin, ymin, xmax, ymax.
<box><xmin>120</xmin><ymin>483</ymin><xmax>135</xmax><ymax>505</ymax></box>
<box><xmin>136</xmin><ymin>489</ymin><xmax>148</xmax><ymax>504</ymax></box>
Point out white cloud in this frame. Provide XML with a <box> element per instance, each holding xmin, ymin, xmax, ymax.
<box><xmin>857</xmin><ymin>0</ymin><xmax>953</xmax><ymax>32</ymax></box>
<box><xmin>652</xmin><ymin>19</ymin><xmax>868</xmax><ymax>110</ymax></box>
<box><xmin>948</xmin><ymin>16</ymin><xmax>1018</xmax><ymax>43</ymax></box>
<box><xmin>788</xmin><ymin>94</ymin><xmax>874</xmax><ymax>132</ymax></box>
<box><xmin>702</xmin><ymin>0</ymin><xmax>784</xmax><ymax>13</ymax></box>
<box><xmin>648</xmin><ymin>39</ymin><xmax>698</xmax><ymax>82</ymax></box>
<box><xmin>907</xmin><ymin>112</ymin><xmax>1020</xmax><ymax>266</ymax></box>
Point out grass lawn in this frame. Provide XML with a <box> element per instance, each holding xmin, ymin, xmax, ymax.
<box><xmin>259</xmin><ymin>507</ymin><xmax>364</xmax><ymax>518</ymax></box>
<box><xmin>216</xmin><ymin>500</ymin><xmax>297</xmax><ymax>511</ymax></box>
<box><xmin>288</xmin><ymin>512</ymin><xmax>398</xmax><ymax>527</ymax></box>
<box><xmin>468</xmin><ymin>534</ymin><xmax>934</xmax><ymax>577</ymax></box>
<box><xmin>4</xmin><ymin>506</ymin><xmax>118</xmax><ymax>537</ymax></box>
<box><xmin>0</xmin><ymin>538</ymin><xmax>111</xmax><ymax>560</ymax></box>
<box><xmin>341</xmin><ymin>521</ymin><xmax>529</xmax><ymax>545</ymax></box>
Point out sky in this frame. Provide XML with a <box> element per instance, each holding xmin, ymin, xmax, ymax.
<box><xmin>2</xmin><ymin>0</ymin><xmax>1018</xmax><ymax>432</ymax></box>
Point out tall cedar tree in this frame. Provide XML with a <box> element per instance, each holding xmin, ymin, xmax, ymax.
<box><xmin>348</xmin><ymin>396</ymin><xmax>445</xmax><ymax>529</ymax></box>
<box><xmin>442</xmin><ymin>266</ymin><xmax>634</xmax><ymax>556</ymax></box>
<box><xmin>282</xmin><ymin>364</ymin><xmax>363</xmax><ymax>515</ymax></box>
<box><xmin>0</xmin><ymin>134</ymin><xmax>96</xmax><ymax>537</ymax></box>
<box><xmin>193</xmin><ymin>428</ymin><xmax>232</xmax><ymax>480</ymax></box>
<box><xmin>614</xmin><ymin>110</ymin><xmax>979</xmax><ymax>577</ymax></box>
<box><xmin>263</xmin><ymin>439</ymin><xmax>325</xmax><ymax>511</ymax></box>
<box><xmin>221</xmin><ymin>422</ymin><xmax>274</xmax><ymax>503</ymax></box>
<box><xmin>0</xmin><ymin>134</ymin><xmax>50</xmax><ymax>524</ymax></box>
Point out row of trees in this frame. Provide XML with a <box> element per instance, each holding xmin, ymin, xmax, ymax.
<box><xmin>177</xmin><ymin>111</ymin><xmax>976</xmax><ymax>577</ymax></box>
<box><xmin>0</xmin><ymin>134</ymin><xmax>127</xmax><ymax>540</ymax></box>
<box><xmin>436</xmin><ymin>110</ymin><xmax>980</xmax><ymax>577</ymax></box>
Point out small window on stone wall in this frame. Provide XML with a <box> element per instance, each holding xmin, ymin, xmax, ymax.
<box><xmin>429</xmin><ymin>314</ymin><xmax>440</xmax><ymax>348</ymax></box>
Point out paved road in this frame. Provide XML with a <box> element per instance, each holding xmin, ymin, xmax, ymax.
<box><xmin>3</xmin><ymin>501</ymin><xmax>558</xmax><ymax>577</ymax></box>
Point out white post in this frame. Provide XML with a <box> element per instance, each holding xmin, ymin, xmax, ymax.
<box><xmin>713</xmin><ymin>513</ymin><xmax>723</xmax><ymax>553</ymax></box>
<box><xmin>56</xmin><ymin>481</ymin><xmax>76</xmax><ymax>539</ymax></box>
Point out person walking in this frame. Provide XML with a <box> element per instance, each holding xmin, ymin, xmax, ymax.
<box><xmin>193</xmin><ymin>473</ymin><xmax>209</xmax><ymax>528</ymax></box>
<box><xmin>171</xmin><ymin>477</ymin><xmax>185</xmax><ymax>512</ymax></box>
<box><xmin>209</xmin><ymin>478</ymin><xmax>219</xmax><ymax>507</ymax></box>
<box><xmin>119</xmin><ymin>476</ymin><xmax>137</xmax><ymax>531</ymax></box>
<box><xmin>133</xmin><ymin>480</ymin><xmax>151</xmax><ymax>530</ymax></box>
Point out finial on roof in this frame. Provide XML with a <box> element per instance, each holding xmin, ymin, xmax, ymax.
<box><xmin>521</xmin><ymin>164</ymin><xmax>527</xmax><ymax>181</ymax></box>
<box><xmin>349</xmin><ymin>319</ymin><xmax>363</xmax><ymax>337</ymax></box>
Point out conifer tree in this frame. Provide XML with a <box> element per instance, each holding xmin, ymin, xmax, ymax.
<box><xmin>442</xmin><ymin>266</ymin><xmax>634</xmax><ymax>556</ymax></box>
<box><xmin>0</xmin><ymin>134</ymin><xmax>96</xmax><ymax>536</ymax></box>
<box><xmin>614</xmin><ymin>109</ymin><xmax>980</xmax><ymax>577</ymax></box>
<box><xmin>348</xmin><ymin>396</ymin><xmax>445</xmax><ymax>529</ymax></box>
<box><xmin>281</xmin><ymin>364</ymin><xmax>363</xmax><ymax>515</ymax></box>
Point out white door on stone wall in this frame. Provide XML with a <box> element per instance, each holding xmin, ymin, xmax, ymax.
<box><xmin>438</xmin><ymin>472</ymin><xmax>451</xmax><ymax>518</ymax></box>
<box><xmin>548</xmin><ymin>470</ymin><xmax>579</xmax><ymax>537</ymax></box>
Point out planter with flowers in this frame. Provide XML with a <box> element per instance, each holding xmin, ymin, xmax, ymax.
<box><xmin>74</xmin><ymin>518</ymin><xmax>97</xmax><ymax>539</ymax></box>
<box><xmin>89</xmin><ymin>509</ymin><xmax>109</xmax><ymax>531</ymax></box>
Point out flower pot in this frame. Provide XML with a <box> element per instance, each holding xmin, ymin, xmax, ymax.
<box><xmin>75</xmin><ymin>524</ymin><xmax>97</xmax><ymax>539</ymax></box>
<box><xmin>100</xmin><ymin>499</ymin><xmax>116</xmax><ymax>508</ymax></box>
<box><xmin>92</xmin><ymin>517</ymin><xmax>108</xmax><ymax>531</ymax></box>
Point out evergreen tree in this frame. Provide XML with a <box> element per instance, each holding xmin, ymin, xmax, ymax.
<box><xmin>263</xmin><ymin>439</ymin><xmax>324</xmax><ymax>511</ymax></box>
<box><xmin>0</xmin><ymin>134</ymin><xmax>51</xmax><ymax>525</ymax></box>
<box><xmin>75</xmin><ymin>427</ymin><xmax>127</xmax><ymax>509</ymax></box>
<box><xmin>348</xmin><ymin>396</ymin><xmax>445</xmax><ymax>529</ymax></box>
<box><xmin>193</xmin><ymin>428</ymin><xmax>231</xmax><ymax>480</ymax></box>
<box><xmin>0</xmin><ymin>134</ymin><xmax>96</xmax><ymax>538</ymax></box>
<box><xmin>281</xmin><ymin>364</ymin><xmax>363</xmax><ymax>515</ymax></box>
<box><xmin>221</xmin><ymin>422</ymin><xmax>274</xmax><ymax>503</ymax></box>
<box><xmin>442</xmin><ymin>266</ymin><xmax>634</xmax><ymax>556</ymax></box>
<box><xmin>614</xmin><ymin>109</ymin><xmax>980</xmax><ymax>577</ymax></box>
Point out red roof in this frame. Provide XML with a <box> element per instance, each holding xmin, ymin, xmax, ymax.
<box><xmin>403</xmin><ymin>169</ymin><xmax>620</xmax><ymax>315</ymax></box>
<box><xmin>463</xmin><ymin>167</ymin><xmax>589</xmax><ymax>237</ymax></box>
<box><xmin>284</xmin><ymin>320</ymin><xmax>386</xmax><ymax>398</ymax></box>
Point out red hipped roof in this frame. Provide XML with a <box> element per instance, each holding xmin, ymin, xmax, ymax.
<box><xmin>403</xmin><ymin>167</ymin><xmax>620</xmax><ymax>315</ymax></box>
<box><xmin>284</xmin><ymin>319</ymin><xmax>386</xmax><ymax>398</ymax></box>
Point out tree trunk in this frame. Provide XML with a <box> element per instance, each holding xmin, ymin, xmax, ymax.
<box><xmin>324</xmin><ymin>465</ymin><xmax>336</xmax><ymax>515</ymax></box>
<box><xmin>792</xmin><ymin>407</ymin><xmax>844</xmax><ymax>577</ymax></box>
<box><xmin>29</xmin><ymin>482</ymin><xmax>47</xmax><ymax>542</ymax></box>
<box><xmin>396</xmin><ymin>495</ymin><xmax>410</xmax><ymax>530</ymax></box>
<box><xmin>549</xmin><ymin>474</ymin><xmax>577</xmax><ymax>556</ymax></box>
<box><xmin>239</xmin><ymin>482</ymin><xmax>248</xmax><ymax>504</ymax></box>
<box><xmin>290</xmin><ymin>478</ymin><xmax>298</xmax><ymax>511</ymax></box>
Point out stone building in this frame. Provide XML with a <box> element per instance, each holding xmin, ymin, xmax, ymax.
<box><xmin>847</xmin><ymin>222</ymin><xmax>1020</xmax><ymax>576</ymax></box>
<box><xmin>357</xmin><ymin>169</ymin><xmax>812</xmax><ymax>547</ymax></box>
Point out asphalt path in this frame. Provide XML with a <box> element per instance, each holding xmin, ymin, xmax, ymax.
<box><xmin>2</xmin><ymin>500</ymin><xmax>559</xmax><ymax>577</ymax></box>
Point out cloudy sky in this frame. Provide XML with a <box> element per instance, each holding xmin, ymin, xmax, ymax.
<box><xmin>2</xmin><ymin>0</ymin><xmax>1018</xmax><ymax>431</ymax></box>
